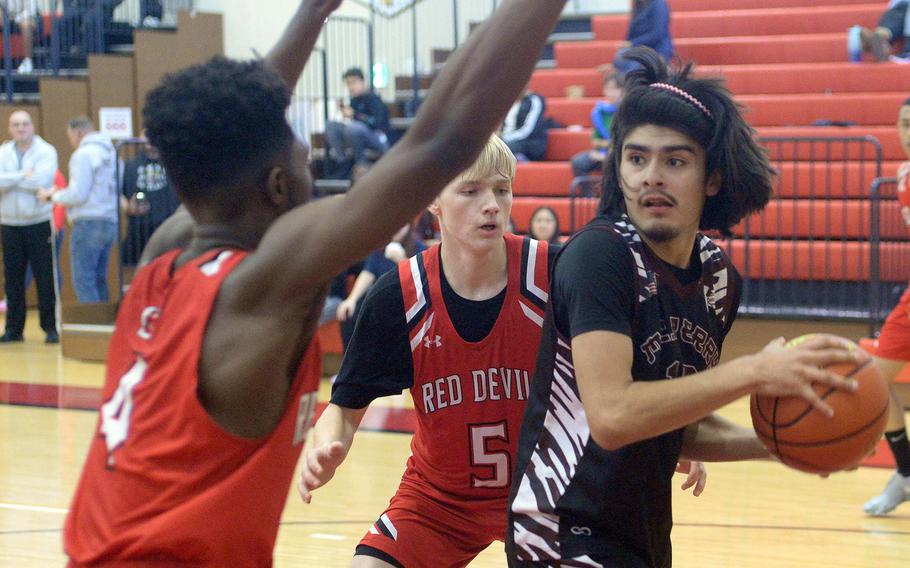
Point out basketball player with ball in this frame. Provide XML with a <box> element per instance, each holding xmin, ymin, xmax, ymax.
<box><xmin>507</xmin><ymin>49</ymin><xmax>863</xmax><ymax>568</ymax></box>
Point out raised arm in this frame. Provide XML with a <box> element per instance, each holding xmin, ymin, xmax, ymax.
<box><xmin>263</xmin><ymin>0</ymin><xmax>342</xmax><ymax>89</ymax></box>
<box><xmin>246</xmin><ymin>0</ymin><xmax>569</xmax><ymax>296</ymax></box>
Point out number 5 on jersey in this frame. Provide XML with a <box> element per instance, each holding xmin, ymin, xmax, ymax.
<box><xmin>469</xmin><ymin>421</ymin><xmax>510</xmax><ymax>488</ymax></box>
<box><xmin>100</xmin><ymin>358</ymin><xmax>149</xmax><ymax>467</ymax></box>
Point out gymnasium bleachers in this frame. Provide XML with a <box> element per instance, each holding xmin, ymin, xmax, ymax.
<box><xmin>507</xmin><ymin>0</ymin><xmax>910</xmax><ymax>326</ymax></box>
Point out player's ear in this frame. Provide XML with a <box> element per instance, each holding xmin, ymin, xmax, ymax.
<box><xmin>705</xmin><ymin>171</ymin><xmax>721</xmax><ymax>197</ymax></box>
<box><xmin>428</xmin><ymin>199</ymin><xmax>441</xmax><ymax>217</ymax></box>
<box><xmin>264</xmin><ymin>166</ymin><xmax>287</xmax><ymax>206</ymax></box>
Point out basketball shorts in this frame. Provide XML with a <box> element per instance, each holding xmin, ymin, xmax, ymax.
<box><xmin>876</xmin><ymin>286</ymin><xmax>910</xmax><ymax>361</ymax></box>
<box><xmin>356</xmin><ymin>477</ymin><xmax>507</xmax><ymax>568</ymax></box>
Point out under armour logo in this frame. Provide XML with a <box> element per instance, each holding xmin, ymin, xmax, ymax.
<box><xmin>423</xmin><ymin>335</ymin><xmax>442</xmax><ymax>348</ymax></box>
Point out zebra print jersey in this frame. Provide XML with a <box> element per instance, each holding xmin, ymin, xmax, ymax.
<box><xmin>507</xmin><ymin>216</ymin><xmax>741</xmax><ymax>568</ymax></box>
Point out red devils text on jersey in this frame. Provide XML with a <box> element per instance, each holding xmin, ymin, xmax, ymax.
<box><xmin>64</xmin><ymin>249</ymin><xmax>321</xmax><ymax>567</ymax></box>
<box><xmin>397</xmin><ymin>233</ymin><xmax>550</xmax><ymax>504</ymax></box>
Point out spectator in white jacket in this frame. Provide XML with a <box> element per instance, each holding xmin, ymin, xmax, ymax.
<box><xmin>0</xmin><ymin>110</ymin><xmax>59</xmax><ymax>343</ymax></box>
<box><xmin>39</xmin><ymin>116</ymin><xmax>117</xmax><ymax>304</ymax></box>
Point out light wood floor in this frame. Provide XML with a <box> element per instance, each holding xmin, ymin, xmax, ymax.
<box><xmin>2</xmin><ymin>313</ymin><xmax>910</xmax><ymax>567</ymax></box>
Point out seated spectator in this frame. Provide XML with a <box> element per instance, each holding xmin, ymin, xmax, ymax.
<box><xmin>615</xmin><ymin>0</ymin><xmax>673</xmax><ymax>73</ymax></box>
<box><xmin>324</xmin><ymin>67</ymin><xmax>389</xmax><ymax>180</ymax></box>
<box><xmin>337</xmin><ymin>223</ymin><xmax>425</xmax><ymax>348</ymax></box>
<box><xmin>570</xmin><ymin>71</ymin><xmax>623</xmax><ymax>178</ymax></box>
<box><xmin>2</xmin><ymin>1</ymin><xmax>37</xmax><ymax>73</ymax></box>
<box><xmin>855</xmin><ymin>1</ymin><xmax>910</xmax><ymax>62</ymax></box>
<box><xmin>501</xmin><ymin>90</ymin><xmax>548</xmax><ymax>162</ymax></box>
<box><xmin>527</xmin><ymin>206</ymin><xmax>560</xmax><ymax>244</ymax></box>
<box><xmin>120</xmin><ymin>133</ymin><xmax>179</xmax><ymax>266</ymax></box>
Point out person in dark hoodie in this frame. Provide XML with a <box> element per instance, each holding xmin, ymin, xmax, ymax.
<box><xmin>39</xmin><ymin>116</ymin><xmax>117</xmax><ymax>303</ymax></box>
<box><xmin>120</xmin><ymin>134</ymin><xmax>179</xmax><ymax>266</ymax></box>
<box><xmin>501</xmin><ymin>90</ymin><xmax>548</xmax><ymax>162</ymax></box>
<box><xmin>324</xmin><ymin>67</ymin><xmax>390</xmax><ymax>179</ymax></box>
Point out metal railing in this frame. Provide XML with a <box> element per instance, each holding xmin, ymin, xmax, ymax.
<box><xmin>567</xmin><ymin>136</ymin><xmax>892</xmax><ymax>331</ymax></box>
<box><xmin>0</xmin><ymin>0</ymin><xmax>193</xmax><ymax>102</ymax></box>
<box><xmin>729</xmin><ymin>136</ymin><xmax>882</xmax><ymax>329</ymax></box>
<box><xmin>870</xmin><ymin>176</ymin><xmax>910</xmax><ymax>326</ymax></box>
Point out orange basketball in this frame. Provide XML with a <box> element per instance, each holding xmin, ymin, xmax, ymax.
<box><xmin>750</xmin><ymin>335</ymin><xmax>890</xmax><ymax>474</ymax></box>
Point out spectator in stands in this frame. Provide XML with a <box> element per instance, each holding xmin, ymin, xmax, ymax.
<box><xmin>38</xmin><ymin>116</ymin><xmax>117</xmax><ymax>304</ymax></box>
<box><xmin>527</xmin><ymin>206</ymin><xmax>560</xmax><ymax>244</ymax></box>
<box><xmin>570</xmin><ymin>71</ymin><xmax>624</xmax><ymax>179</ymax></box>
<box><xmin>324</xmin><ymin>67</ymin><xmax>389</xmax><ymax>180</ymax></box>
<box><xmin>120</xmin><ymin>133</ymin><xmax>179</xmax><ymax>266</ymax></box>
<box><xmin>501</xmin><ymin>90</ymin><xmax>548</xmax><ymax>161</ymax></box>
<box><xmin>856</xmin><ymin>1</ymin><xmax>910</xmax><ymax>62</ymax></box>
<box><xmin>336</xmin><ymin>223</ymin><xmax>425</xmax><ymax>348</ymax></box>
<box><xmin>615</xmin><ymin>0</ymin><xmax>674</xmax><ymax>73</ymax></box>
<box><xmin>0</xmin><ymin>110</ymin><xmax>58</xmax><ymax>343</ymax></box>
<box><xmin>2</xmin><ymin>1</ymin><xmax>38</xmax><ymax>73</ymax></box>
<box><xmin>863</xmin><ymin>97</ymin><xmax>910</xmax><ymax>516</ymax></box>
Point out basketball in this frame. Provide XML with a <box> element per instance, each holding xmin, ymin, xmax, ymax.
<box><xmin>750</xmin><ymin>335</ymin><xmax>891</xmax><ymax>474</ymax></box>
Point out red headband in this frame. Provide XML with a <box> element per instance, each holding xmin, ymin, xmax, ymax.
<box><xmin>650</xmin><ymin>83</ymin><xmax>713</xmax><ymax>120</ymax></box>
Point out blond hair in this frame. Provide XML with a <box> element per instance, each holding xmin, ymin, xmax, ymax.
<box><xmin>458</xmin><ymin>134</ymin><xmax>516</xmax><ymax>183</ymax></box>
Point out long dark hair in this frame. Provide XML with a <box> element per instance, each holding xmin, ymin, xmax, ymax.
<box><xmin>599</xmin><ymin>47</ymin><xmax>776</xmax><ymax>236</ymax></box>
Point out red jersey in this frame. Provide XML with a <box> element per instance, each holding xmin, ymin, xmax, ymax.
<box><xmin>397</xmin><ymin>233</ymin><xmax>550</xmax><ymax>503</ymax></box>
<box><xmin>65</xmin><ymin>249</ymin><xmax>321</xmax><ymax>567</ymax></box>
<box><xmin>897</xmin><ymin>161</ymin><xmax>910</xmax><ymax>228</ymax></box>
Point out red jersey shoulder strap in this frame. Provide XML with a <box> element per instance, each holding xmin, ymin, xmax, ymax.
<box><xmin>398</xmin><ymin>245</ymin><xmax>436</xmax><ymax>352</ymax></box>
<box><xmin>509</xmin><ymin>233</ymin><xmax>549</xmax><ymax>329</ymax></box>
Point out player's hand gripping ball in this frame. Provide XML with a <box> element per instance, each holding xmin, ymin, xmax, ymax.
<box><xmin>750</xmin><ymin>335</ymin><xmax>890</xmax><ymax>474</ymax></box>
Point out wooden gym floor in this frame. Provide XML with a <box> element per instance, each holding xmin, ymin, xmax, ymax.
<box><xmin>1</xmin><ymin>312</ymin><xmax>909</xmax><ymax>567</ymax></box>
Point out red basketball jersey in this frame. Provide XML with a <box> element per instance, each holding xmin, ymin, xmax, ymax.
<box><xmin>397</xmin><ymin>233</ymin><xmax>550</xmax><ymax>504</ymax></box>
<box><xmin>898</xmin><ymin>162</ymin><xmax>910</xmax><ymax>228</ymax></box>
<box><xmin>65</xmin><ymin>249</ymin><xmax>321</xmax><ymax>567</ymax></box>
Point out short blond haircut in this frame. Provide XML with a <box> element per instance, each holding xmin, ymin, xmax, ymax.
<box><xmin>458</xmin><ymin>134</ymin><xmax>516</xmax><ymax>183</ymax></box>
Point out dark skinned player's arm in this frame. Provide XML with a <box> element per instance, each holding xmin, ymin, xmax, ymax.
<box><xmin>204</xmin><ymin>0</ymin><xmax>570</xmax><ymax>438</ymax></box>
<box><xmin>137</xmin><ymin>0</ymin><xmax>339</xmax><ymax>266</ymax></box>
<box><xmin>263</xmin><ymin>0</ymin><xmax>342</xmax><ymax>90</ymax></box>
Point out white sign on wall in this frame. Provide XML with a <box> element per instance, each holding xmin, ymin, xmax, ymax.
<box><xmin>99</xmin><ymin>107</ymin><xmax>134</xmax><ymax>140</ymax></box>
<box><xmin>369</xmin><ymin>0</ymin><xmax>416</xmax><ymax>17</ymax></box>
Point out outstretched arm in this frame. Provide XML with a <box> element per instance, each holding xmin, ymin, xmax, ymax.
<box><xmin>203</xmin><ymin>0</ymin><xmax>570</xmax><ymax>437</ymax></box>
<box><xmin>264</xmin><ymin>0</ymin><xmax>342</xmax><ymax>89</ymax></box>
<box><xmin>298</xmin><ymin>403</ymin><xmax>368</xmax><ymax>503</ymax></box>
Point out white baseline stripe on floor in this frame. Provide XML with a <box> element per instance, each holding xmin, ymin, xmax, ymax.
<box><xmin>0</xmin><ymin>503</ymin><xmax>69</xmax><ymax>514</ymax></box>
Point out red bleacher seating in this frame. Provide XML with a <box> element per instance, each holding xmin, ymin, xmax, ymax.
<box><xmin>592</xmin><ymin>5</ymin><xmax>880</xmax><ymax>40</ymax></box>
<box><xmin>530</xmin><ymin>64</ymin><xmax>910</xmax><ymax>99</ymax></box>
<box><xmin>546</xmin><ymin>127</ymin><xmax>906</xmax><ymax>162</ymax></box>
<box><xmin>557</xmin><ymin>34</ymin><xmax>858</xmax><ymax>69</ymax></box>
<box><xmin>548</xmin><ymin>94</ymin><xmax>907</xmax><ymax>128</ymax></box>
<box><xmin>667</xmin><ymin>0</ymin><xmax>881</xmax><ymax>11</ymax></box>
<box><xmin>514</xmin><ymin>162</ymin><xmax>576</xmax><ymax>197</ymax></box>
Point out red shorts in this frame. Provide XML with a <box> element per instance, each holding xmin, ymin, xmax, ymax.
<box><xmin>876</xmin><ymin>286</ymin><xmax>910</xmax><ymax>361</ymax></box>
<box><xmin>357</xmin><ymin>476</ymin><xmax>507</xmax><ymax>568</ymax></box>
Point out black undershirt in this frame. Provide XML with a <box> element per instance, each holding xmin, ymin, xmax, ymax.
<box><xmin>438</xmin><ymin>254</ymin><xmax>507</xmax><ymax>343</ymax></box>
